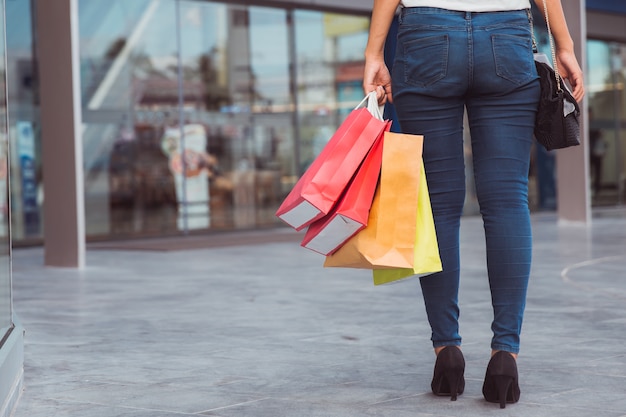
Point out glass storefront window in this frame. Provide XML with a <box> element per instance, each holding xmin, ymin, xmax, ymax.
<box><xmin>80</xmin><ymin>0</ymin><xmax>180</xmax><ymax>236</ymax></box>
<box><xmin>6</xmin><ymin>0</ymin><xmax>39</xmax><ymax>241</ymax></box>
<box><xmin>294</xmin><ymin>10</ymin><xmax>369</xmax><ymax>175</ymax></box>
<box><xmin>0</xmin><ymin>0</ymin><xmax>12</xmax><ymax>337</ymax></box>
<box><xmin>587</xmin><ymin>39</ymin><xmax>626</xmax><ymax>206</ymax></box>
<box><xmin>76</xmin><ymin>0</ymin><xmax>369</xmax><ymax>238</ymax></box>
<box><xmin>173</xmin><ymin>2</ymin><xmax>292</xmax><ymax>229</ymax></box>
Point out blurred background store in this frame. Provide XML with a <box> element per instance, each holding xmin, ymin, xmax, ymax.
<box><xmin>3</xmin><ymin>0</ymin><xmax>625</xmax><ymax>244</ymax></box>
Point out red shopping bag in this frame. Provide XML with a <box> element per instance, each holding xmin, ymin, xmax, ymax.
<box><xmin>276</xmin><ymin>92</ymin><xmax>388</xmax><ymax>230</ymax></box>
<box><xmin>300</xmin><ymin>130</ymin><xmax>386</xmax><ymax>255</ymax></box>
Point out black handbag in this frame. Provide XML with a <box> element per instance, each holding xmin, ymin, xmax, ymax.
<box><xmin>532</xmin><ymin>0</ymin><xmax>581</xmax><ymax>151</ymax></box>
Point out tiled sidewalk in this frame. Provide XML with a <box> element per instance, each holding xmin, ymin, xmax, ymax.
<box><xmin>10</xmin><ymin>210</ymin><xmax>626</xmax><ymax>417</ymax></box>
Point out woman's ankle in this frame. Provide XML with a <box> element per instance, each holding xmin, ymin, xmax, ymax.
<box><xmin>491</xmin><ymin>349</ymin><xmax>518</xmax><ymax>360</ymax></box>
<box><xmin>435</xmin><ymin>345</ymin><xmax>461</xmax><ymax>356</ymax></box>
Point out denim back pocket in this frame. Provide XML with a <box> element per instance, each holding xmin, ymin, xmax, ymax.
<box><xmin>492</xmin><ymin>33</ymin><xmax>534</xmax><ymax>85</ymax></box>
<box><xmin>400</xmin><ymin>34</ymin><xmax>449</xmax><ymax>88</ymax></box>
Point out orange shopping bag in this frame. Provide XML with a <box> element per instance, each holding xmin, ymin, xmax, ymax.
<box><xmin>372</xmin><ymin>158</ymin><xmax>442</xmax><ymax>285</ymax></box>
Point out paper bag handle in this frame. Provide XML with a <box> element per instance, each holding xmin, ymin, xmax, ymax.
<box><xmin>355</xmin><ymin>91</ymin><xmax>385</xmax><ymax>121</ymax></box>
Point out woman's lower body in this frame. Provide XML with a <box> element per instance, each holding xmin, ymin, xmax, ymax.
<box><xmin>391</xmin><ymin>7</ymin><xmax>540</xmax><ymax>407</ymax></box>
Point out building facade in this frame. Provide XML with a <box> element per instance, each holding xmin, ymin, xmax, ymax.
<box><xmin>7</xmin><ymin>0</ymin><xmax>373</xmax><ymax>244</ymax></box>
<box><xmin>3</xmin><ymin>0</ymin><xmax>626</xmax><ymax>246</ymax></box>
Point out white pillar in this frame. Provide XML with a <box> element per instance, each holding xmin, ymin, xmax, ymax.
<box><xmin>556</xmin><ymin>0</ymin><xmax>591</xmax><ymax>224</ymax></box>
<box><xmin>36</xmin><ymin>0</ymin><xmax>85</xmax><ymax>267</ymax></box>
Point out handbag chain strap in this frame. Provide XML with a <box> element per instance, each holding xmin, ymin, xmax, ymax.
<box><xmin>530</xmin><ymin>1</ymin><xmax>563</xmax><ymax>92</ymax></box>
<box><xmin>542</xmin><ymin>0</ymin><xmax>563</xmax><ymax>92</ymax></box>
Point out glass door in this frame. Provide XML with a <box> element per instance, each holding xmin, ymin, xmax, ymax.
<box><xmin>0</xmin><ymin>0</ymin><xmax>13</xmax><ymax>339</ymax></box>
<box><xmin>587</xmin><ymin>40</ymin><xmax>626</xmax><ymax>206</ymax></box>
<box><xmin>79</xmin><ymin>0</ymin><xmax>180</xmax><ymax>236</ymax></box>
<box><xmin>176</xmin><ymin>1</ymin><xmax>292</xmax><ymax>229</ymax></box>
<box><xmin>76</xmin><ymin>0</ymin><xmax>370</xmax><ymax>237</ymax></box>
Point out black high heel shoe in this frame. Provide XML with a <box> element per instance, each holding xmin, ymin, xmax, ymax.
<box><xmin>431</xmin><ymin>346</ymin><xmax>465</xmax><ymax>401</ymax></box>
<box><xmin>482</xmin><ymin>351</ymin><xmax>521</xmax><ymax>408</ymax></box>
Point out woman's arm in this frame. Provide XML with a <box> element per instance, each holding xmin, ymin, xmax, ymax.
<box><xmin>534</xmin><ymin>0</ymin><xmax>585</xmax><ymax>101</ymax></box>
<box><xmin>363</xmin><ymin>0</ymin><xmax>401</xmax><ymax>104</ymax></box>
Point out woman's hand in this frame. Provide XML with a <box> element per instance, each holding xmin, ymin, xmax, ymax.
<box><xmin>363</xmin><ymin>55</ymin><xmax>393</xmax><ymax>105</ymax></box>
<box><xmin>534</xmin><ymin>0</ymin><xmax>585</xmax><ymax>102</ymax></box>
<box><xmin>362</xmin><ymin>0</ymin><xmax>399</xmax><ymax>105</ymax></box>
<box><xmin>556</xmin><ymin>49</ymin><xmax>585</xmax><ymax>102</ymax></box>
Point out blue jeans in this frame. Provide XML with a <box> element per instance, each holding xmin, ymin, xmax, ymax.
<box><xmin>391</xmin><ymin>7</ymin><xmax>540</xmax><ymax>354</ymax></box>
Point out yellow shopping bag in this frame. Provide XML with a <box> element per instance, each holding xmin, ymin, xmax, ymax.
<box><xmin>372</xmin><ymin>161</ymin><xmax>442</xmax><ymax>285</ymax></box>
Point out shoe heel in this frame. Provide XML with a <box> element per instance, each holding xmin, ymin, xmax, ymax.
<box><xmin>445</xmin><ymin>369</ymin><xmax>463</xmax><ymax>401</ymax></box>
<box><xmin>492</xmin><ymin>375</ymin><xmax>513</xmax><ymax>409</ymax></box>
<box><xmin>431</xmin><ymin>347</ymin><xmax>465</xmax><ymax>400</ymax></box>
<box><xmin>482</xmin><ymin>351</ymin><xmax>520</xmax><ymax>408</ymax></box>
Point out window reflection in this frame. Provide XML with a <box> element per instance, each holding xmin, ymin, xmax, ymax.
<box><xmin>77</xmin><ymin>0</ymin><xmax>369</xmax><ymax>237</ymax></box>
<box><xmin>6</xmin><ymin>0</ymin><xmax>40</xmax><ymax>240</ymax></box>
<box><xmin>587</xmin><ymin>40</ymin><xmax>626</xmax><ymax>206</ymax></box>
<box><xmin>249</xmin><ymin>7</ymin><xmax>290</xmax><ymax>112</ymax></box>
<box><xmin>294</xmin><ymin>10</ymin><xmax>369</xmax><ymax>176</ymax></box>
<box><xmin>173</xmin><ymin>3</ymin><xmax>292</xmax><ymax>228</ymax></box>
<box><xmin>82</xmin><ymin>0</ymin><xmax>181</xmax><ymax>235</ymax></box>
<box><xmin>0</xmin><ymin>0</ymin><xmax>12</xmax><ymax>335</ymax></box>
